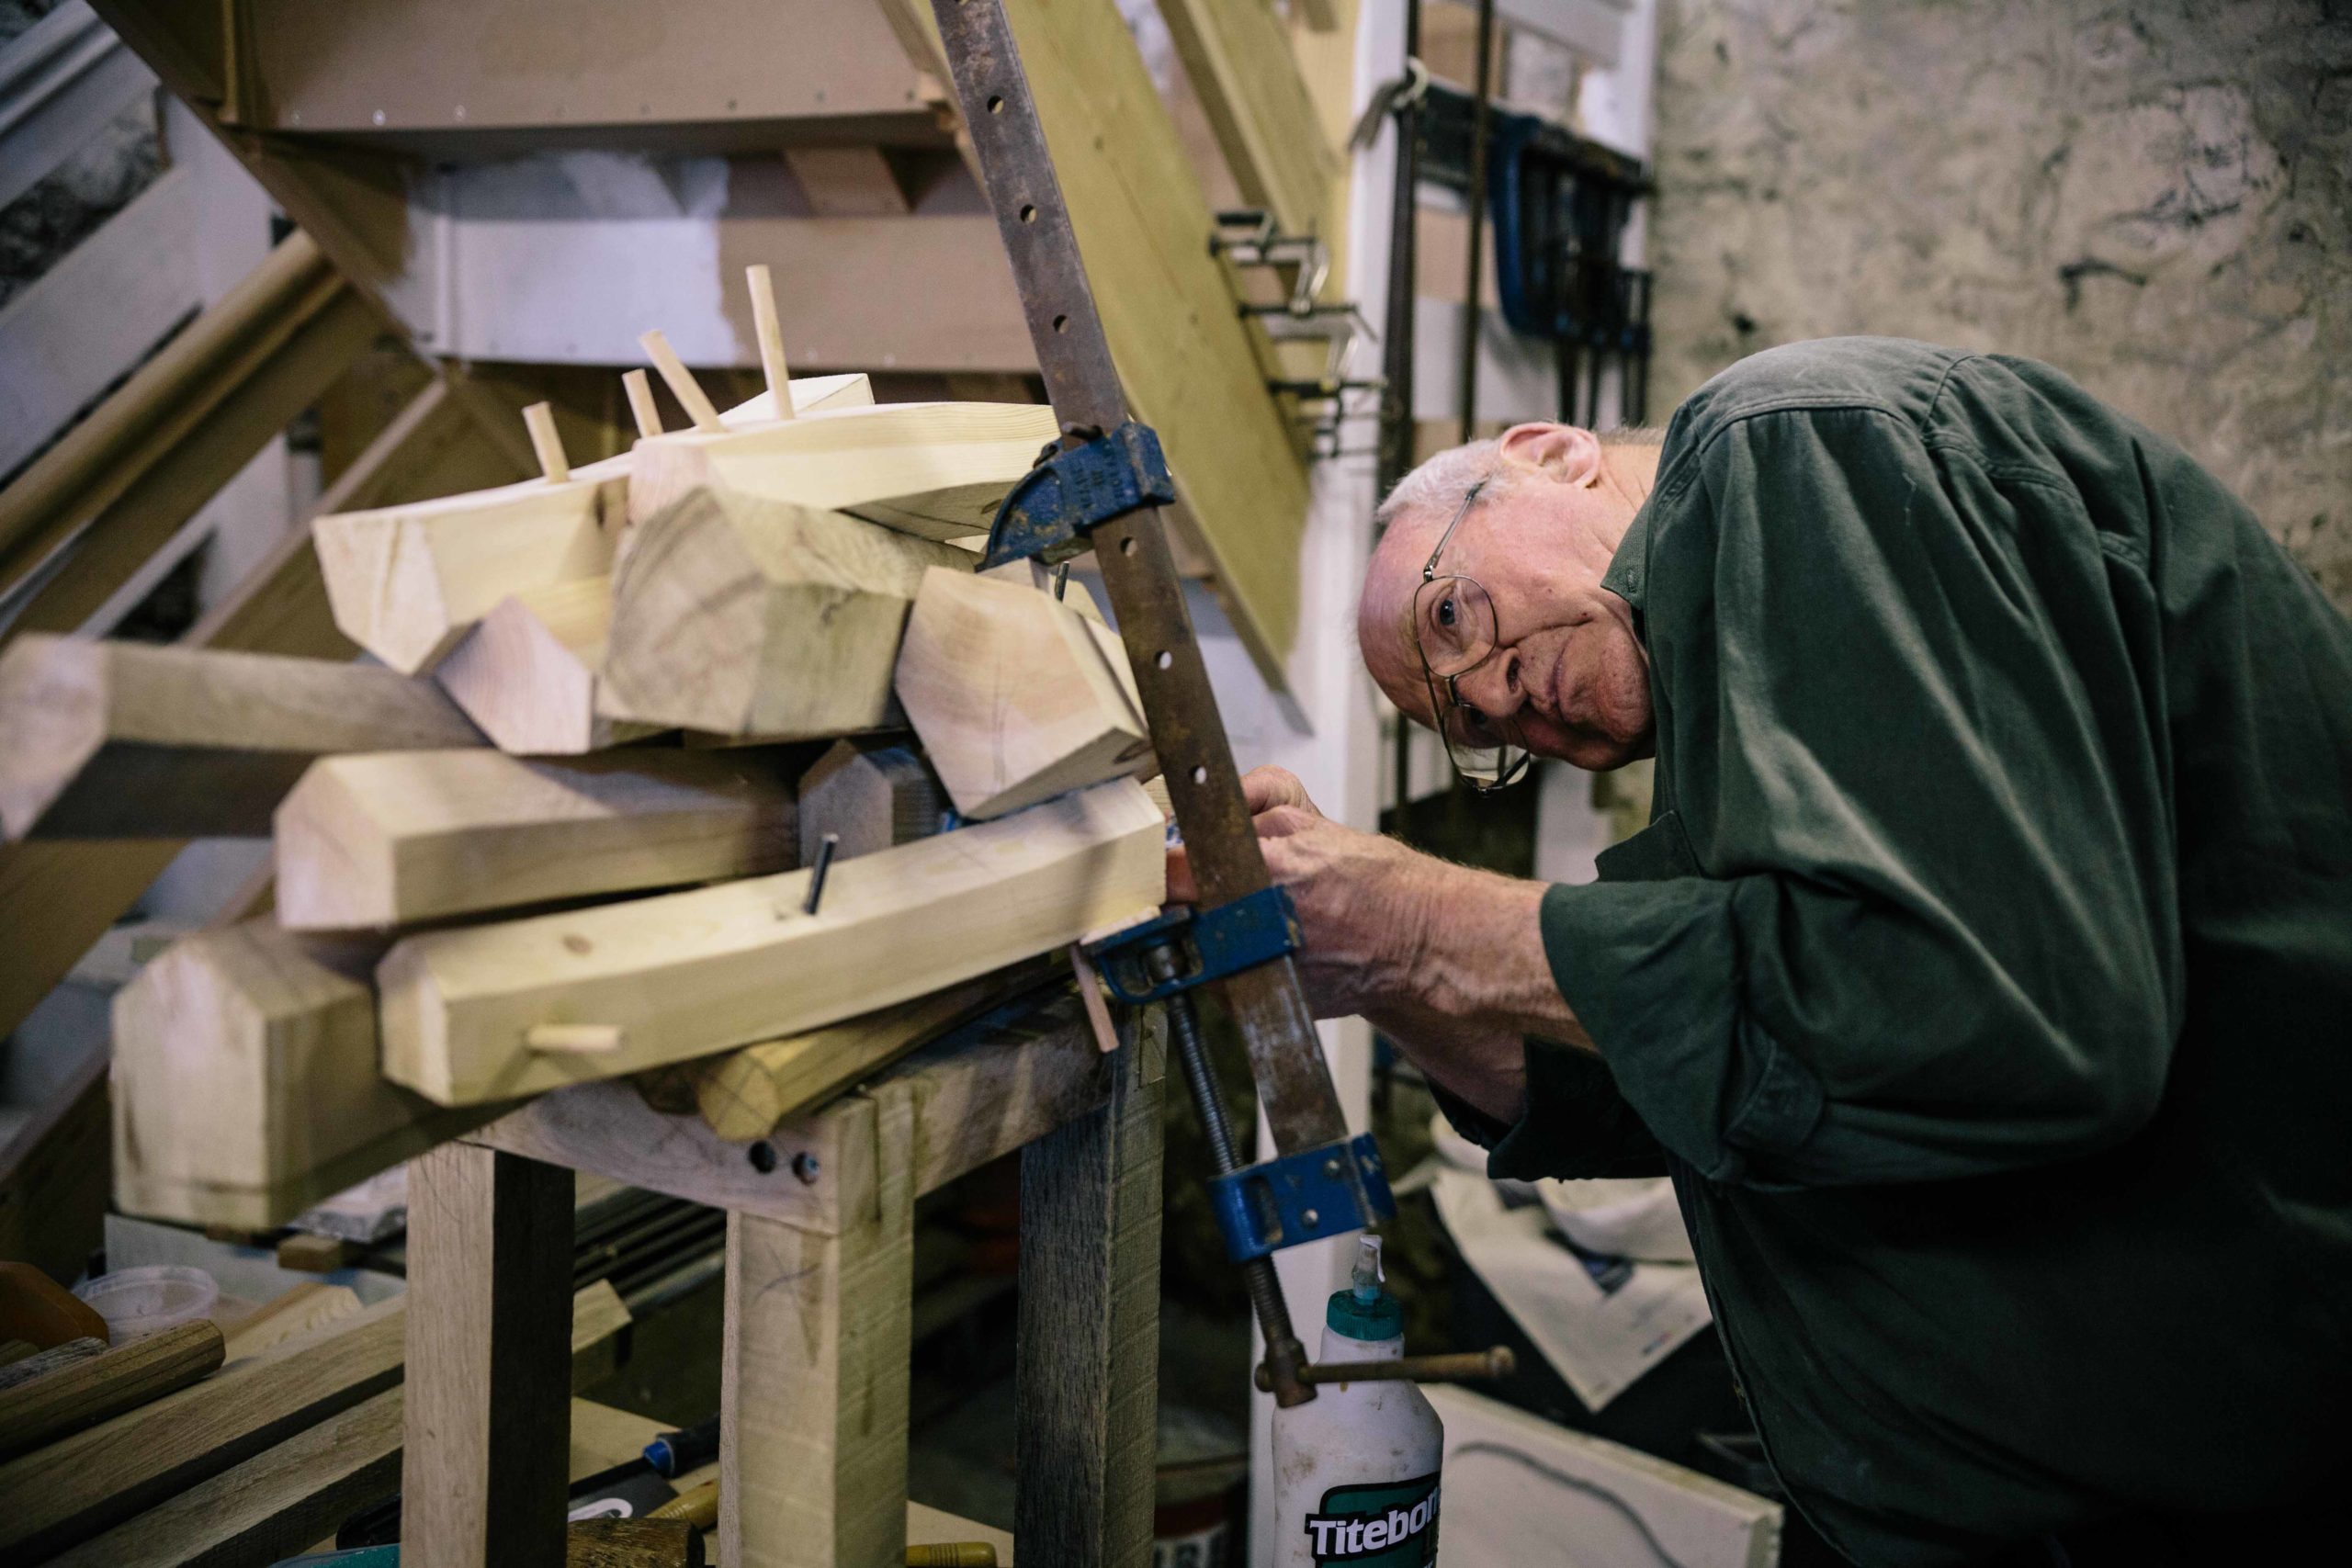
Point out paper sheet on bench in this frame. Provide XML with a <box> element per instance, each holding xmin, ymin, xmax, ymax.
<box><xmin>1432</xmin><ymin>1167</ymin><xmax>1713</xmax><ymax>1411</ymax></box>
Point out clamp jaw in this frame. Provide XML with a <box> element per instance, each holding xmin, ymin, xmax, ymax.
<box><xmin>980</xmin><ymin>422</ymin><xmax>1176</xmax><ymax>571</ymax></box>
<box><xmin>1087</xmin><ymin>889</ymin><xmax>1397</xmax><ymax>1266</ymax></box>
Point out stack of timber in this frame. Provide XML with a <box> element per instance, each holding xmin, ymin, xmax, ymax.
<box><xmin>0</xmin><ymin>273</ymin><xmax>1165</xmax><ymax>1238</ymax></box>
<box><xmin>0</xmin><ymin>1279</ymin><xmax>630</xmax><ymax>1565</ymax></box>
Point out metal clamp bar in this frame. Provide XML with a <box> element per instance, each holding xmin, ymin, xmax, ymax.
<box><xmin>1206</xmin><ymin>1134</ymin><xmax>1397</xmax><ymax>1263</ymax></box>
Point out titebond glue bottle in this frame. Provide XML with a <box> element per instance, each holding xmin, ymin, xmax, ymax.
<box><xmin>1272</xmin><ymin>1236</ymin><xmax>1444</xmax><ymax>1565</ymax></box>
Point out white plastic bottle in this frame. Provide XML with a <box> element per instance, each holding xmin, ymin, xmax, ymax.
<box><xmin>1272</xmin><ymin>1236</ymin><xmax>1445</xmax><ymax>1566</ymax></box>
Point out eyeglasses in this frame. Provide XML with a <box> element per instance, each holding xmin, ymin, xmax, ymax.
<box><xmin>1408</xmin><ymin>477</ymin><xmax>1532</xmax><ymax>791</ymax></box>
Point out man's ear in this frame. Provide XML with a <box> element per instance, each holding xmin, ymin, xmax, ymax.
<box><xmin>1496</xmin><ymin>423</ymin><xmax>1604</xmax><ymax>487</ymax></box>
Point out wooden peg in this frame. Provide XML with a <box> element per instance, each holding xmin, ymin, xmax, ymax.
<box><xmin>1069</xmin><ymin>942</ymin><xmax>1120</xmax><ymax>1055</ymax></box>
<box><xmin>522</xmin><ymin>401</ymin><xmax>571</xmax><ymax>484</ymax></box>
<box><xmin>745</xmin><ymin>265</ymin><xmax>797</xmax><ymax>420</ymax></box>
<box><xmin>621</xmin><ymin>369</ymin><xmax>664</xmax><ymax>440</ymax></box>
<box><xmin>638</xmin><ymin>329</ymin><xmax>724</xmax><ymax>434</ymax></box>
<box><xmin>525</xmin><ymin>1023</ymin><xmax>627</xmax><ymax>1055</ymax></box>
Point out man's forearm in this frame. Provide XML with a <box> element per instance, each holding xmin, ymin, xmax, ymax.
<box><xmin>1374</xmin><ymin>860</ymin><xmax>1596</xmax><ymax>1122</ymax></box>
<box><xmin>1395</xmin><ymin>862</ymin><xmax>1589</xmax><ymax>1043</ymax></box>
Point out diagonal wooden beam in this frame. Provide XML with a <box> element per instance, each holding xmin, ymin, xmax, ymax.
<box><xmin>0</xmin><ymin>370</ymin><xmax>529</xmax><ymax>1043</ymax></box>
<box><xmin>0</xmin><ymin>231</ymin><xmax>378</xmax><ymax>634</ymax></box>
<box><xmin>1157</xmin><ymin>0</ymin><xmax>1340</xmax><ymax>239</ymax></box>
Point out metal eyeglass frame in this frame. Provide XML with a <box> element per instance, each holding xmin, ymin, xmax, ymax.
<box><xmin>1408</xmin><ymin>476</ymin><xmax>1532</xmax><ymax>791</ymax></box>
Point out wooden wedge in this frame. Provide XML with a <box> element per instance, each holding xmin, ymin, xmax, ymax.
<box><xmin>895</xmin><ymin>568</ymin><xmax>1152</xmax><ymax>819</ymax></box>
<box><xmin>434</xmin><ymin>576</ymin><xmax>665</xmax><ymax>755</ymax></box>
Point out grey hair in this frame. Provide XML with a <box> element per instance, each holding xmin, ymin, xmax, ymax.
<box><xmin>1373</xmin><ymin>426</ymin><xmax>1665</xmax><ymax>538</ymax></box>
<box><xmin>1373</xmin><ymin>438</ymin><xmax>1501</xmax><ymax>538</ymax></box>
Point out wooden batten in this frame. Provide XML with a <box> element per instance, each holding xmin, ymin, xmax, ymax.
<box><xmin>597</xmin><ymin>489</ymin><xmax>973</xmax><ymax>739</ymax></box>
<box><xmin>895</xmin><ymin>569</ymin><xmax>1153</xmax><ymax>819</ymax></box>
<box><xmin>623</xmin><ymin>400</ymin><xmax>1057</xmax><ymax>543</ymax></box>
<box><xmin>692</xmin><ymin>964</ymin><xmax>1053</xmax><ymax>1143</ymax></box>
<box><xmin>0</xmin><ymin>636</ymin><xmax>482</xmax><ymax>840</ymax></box>
<box><xmin>0</xmin><ymin>1284</ymin><xmax>630</xmax><ymax>1564</ymax></box>
<box><xmin>434</xmin><ymin>576</ymin><xmax>662</xmax><ymax>756</ymax></box>
<box><xmin>110</xmin><ymin>921</ymin><xmax>495</xmax><ymax>1230</ymax></box>
<box><xmin>378</xmin><ymin>779</ymin><xmax>1167</xmax><ymax>1106</ymax></box>
<box><xmin>274</xmin><ymin>747</ymin><xmax>798</xmax><ymax>931</ymax></box>
<box><xmin>311</xmin><ymin>464</ymin><xmax>628</xmax><ymax>676</ymax></box>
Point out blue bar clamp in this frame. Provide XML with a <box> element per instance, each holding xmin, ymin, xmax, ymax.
<box><xmin>1086</xmin><ymin>889</ymin><xmax>1398</xmax><ymax>1262</ymax></box>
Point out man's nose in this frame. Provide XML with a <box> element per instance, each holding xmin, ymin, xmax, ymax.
<box><xmin>1454</xmin><ymin>645</ymin><xmax>1525</xmax><ymax>716</ymax></box>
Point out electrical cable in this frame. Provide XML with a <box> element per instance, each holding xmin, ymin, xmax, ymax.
<box><xmin>1450</xmin><ymin>1441</ymin><xmax>1696</xmax><ymax>1568</ymax></box>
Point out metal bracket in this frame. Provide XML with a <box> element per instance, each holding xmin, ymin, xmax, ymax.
<box><xmin>978</xmin><ymin>419</ymin><xmax>1177</xmax><ymax>570</ymax></box>
<box><xmin>1208</xmin><ymin>1134</ymin><xmax>1398</xmax><ymax>1262</ymax></box>
<box><xmin>1087</xmin><ymin>886</ymin><xmax>1301</xmax><ymax>1006</ymax></box>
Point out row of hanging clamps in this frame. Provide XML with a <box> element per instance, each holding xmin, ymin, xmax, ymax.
<box><xmin>1211</xmin><ymin>209</ymin><xmax>1385</xmax><ymax>460</ymax></box>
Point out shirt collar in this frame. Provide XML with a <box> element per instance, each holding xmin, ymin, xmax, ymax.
<box><xmin>1600</xmin><ymin>495</ymin><xmax>1654</xmax><ymax>612</ymax></box>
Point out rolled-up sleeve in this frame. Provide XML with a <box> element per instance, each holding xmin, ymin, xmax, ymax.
<box><xmin>1429</xmin><ymin>1037</ymin><xmax>1669</xmax><ymax>1181</ymax></box>
<box><xmin>1547</xmin><ymin>404</ymin><xmax>2181</xmax><ymax>1189</ymax></box>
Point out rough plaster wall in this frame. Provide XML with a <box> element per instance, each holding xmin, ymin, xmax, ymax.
<box><xmin>1646</xmin><ymin>0</ymin><xmax>2352</xmax><ymax>607</ymax></box>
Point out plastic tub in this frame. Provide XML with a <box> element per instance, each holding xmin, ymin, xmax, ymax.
<box><xmin>74</xmin><ymin>1265</ymin><xmax>219</xmax><ymax>1341</ymax></box>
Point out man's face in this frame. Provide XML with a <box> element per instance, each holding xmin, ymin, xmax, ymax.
<box><xmin>1358</xmin><ymin>426</ymin><xmax>1656</xmax><ymax>773</ymax></box>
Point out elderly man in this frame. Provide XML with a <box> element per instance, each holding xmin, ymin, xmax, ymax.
<box><xmin>1206</xmin><ymin>338</ymin><xmax>2351</xmax><ymax>1563</ymax></box>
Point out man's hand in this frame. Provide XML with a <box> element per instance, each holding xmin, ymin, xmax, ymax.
<box><xmin>1162</xmin><ymin>765</ymin><xmax>1590</xmax><ymax>1128</ymax></box>
<box><xmin>1169</xmin><ymin>767</ymin><xmax>1438</xmax><ymax>1017</ymax></box>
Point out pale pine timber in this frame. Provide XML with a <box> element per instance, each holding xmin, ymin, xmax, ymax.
<box><xmin>623</xmin><ymin>400</ymin><xmax>1058</xmax><ymax>543</ymax></box>
<box><xmin>1157</xmin><ymin>0</ymin><xmax>1340</xmax><ymax>239</ymax></box>
<box><xmin>895</xmin><ymin>568</ymin><xmax>1152</xmax><ymax>819</ymax></box>
<box><xmin>110</xmin><ymin>920</ymin><xmax>495</xmax><ymax>1230</ymax></box>
<box><xmin>0</xmin><ymin>635</ymin><xmax>482</xmax><ymax>840</ymax></box>
<box><xmin>311</xmin><ymin>458</ymin><xmax>626</xmax><ymax>676</ymax></box>
<box><xmin>379</xmin><ymin>777</ymin><xmax>1167</xmax><ymax>1105</ymax></box>
<box><xmin>311</xmin><ymin>373</ymin><xmax>875</xmax><ymax>683</ymax></box>
<box><xmin>901</xmin><ymin>0</ymin><xmax>1314</xmax><ymax>679</ymax></box>
<box><xmin>274</xmin><ymin>747</ymin><xmax>797</xmax><ymax>930</ymax></box>
<box><xmin>597</xmin><ymin>489</ymin><xmax>973</xmax><ymax>739</ymax></box>
<box><xmin>434</xmin><ymin>575</ymin><xmax>663</xmax><ymax>755</ymax></box>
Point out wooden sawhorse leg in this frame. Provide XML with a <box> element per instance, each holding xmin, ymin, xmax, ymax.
<box><xmin>1017</xmin><ymin>1010</ymin><xmax>1166</xmax><ymax>1567</ymax></box>
<box><xmin>402</xmin><ymin>1140</ymin><xmax>575</xmax><ymax>1568</ymax></box>
<box><xmin>723</xmin><ymin>1087</ymin><xmax>917</xmax><ymax>1568</ymax></box>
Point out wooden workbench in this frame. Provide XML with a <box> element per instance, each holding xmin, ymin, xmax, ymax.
<box><xmin>399</xmin><ymin>993</ymin><xmax>1164</xmax><ymax>1568</ymax></box>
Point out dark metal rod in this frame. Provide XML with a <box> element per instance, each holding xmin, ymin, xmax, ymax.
<box><xmin>1375</xmin><ymin>0</ymin><xmax>1424</xmax><ymax>502</ymax></box>
<box><xmin>1383</xmin><ymin>0</ymin><xmax>1425</xmax><ymax>848</ymax></box>
<box><xmin>1456</xmin><ymin>0</ymin><xmax>1498</xmax><ymax>441</ymax></box>
<box><xmin>802</xmin><ymin>832</ymin><xmax>839</xmax><ymax>915</ymax></box>
<box><xmin>1254</xmin><ymin>1346</ymin><xmax>1516</xmax><ymax>1392</ymax></box>
<box><xmin>1155</xmin><ymin>949</ymin><xmax>1316</xmax><ymax>1408</ymax></box>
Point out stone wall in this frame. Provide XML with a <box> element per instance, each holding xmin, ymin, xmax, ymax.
<box><xmin>1645</xmin><ymin>0</ymin><xmax>2351</xmax><ymax>606</ymax></box>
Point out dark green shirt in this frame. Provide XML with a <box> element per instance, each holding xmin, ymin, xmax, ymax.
<box><xmin>1460</xmin><ymin>338</ymin><xmax>2352</xmax><ymax>1562</ymax></box>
